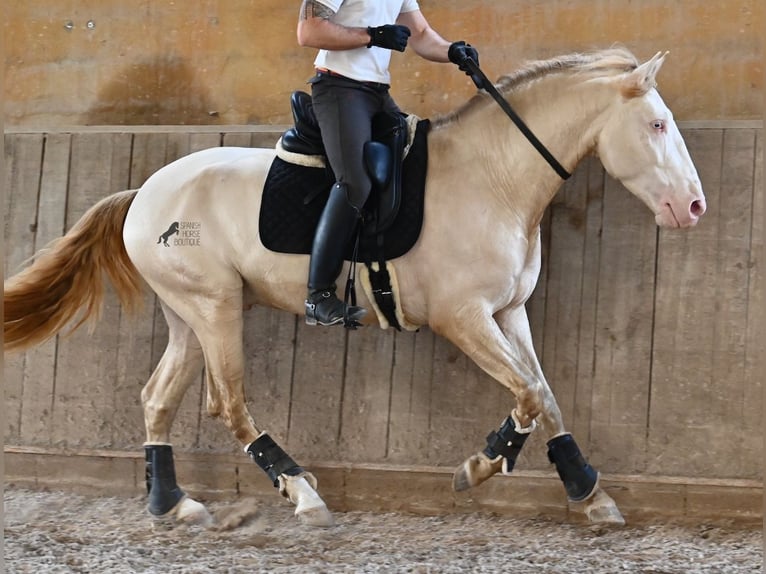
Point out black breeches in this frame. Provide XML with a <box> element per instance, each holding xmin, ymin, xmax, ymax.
<box><xmin>309</xmin><ymin>73</ymin><xmax>402</xmax><ymax>209</ymax></box>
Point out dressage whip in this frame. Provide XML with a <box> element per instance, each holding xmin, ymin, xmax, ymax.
<box><xmin>462</xmin><ymin>58</ymin><xmax>571</xmax><ymax>180</ymax></box>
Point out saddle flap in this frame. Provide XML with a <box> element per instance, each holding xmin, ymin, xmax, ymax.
<box><xmin>363</xmin><ymin>111</ymin><xmax>408</xmax><ymax>235</ymax></box>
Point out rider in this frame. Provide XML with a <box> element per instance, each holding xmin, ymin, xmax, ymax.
<box><xmin>297</xmin><ymin>0</ymin><xmax>479</xmax><ymax>326</ymax></box>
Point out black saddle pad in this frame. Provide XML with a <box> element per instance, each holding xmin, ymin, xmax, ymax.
<box><xmin>258</xmin><ymin>119</ymin><xmax>430</xmax><ymax>262</ymax></box>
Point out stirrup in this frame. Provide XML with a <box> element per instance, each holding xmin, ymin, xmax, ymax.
<box><xmin>305</xmin><ymin>290</ymin><xmax>366</xmax><ymax>327</ymax></box>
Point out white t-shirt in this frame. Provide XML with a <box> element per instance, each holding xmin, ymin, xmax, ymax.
<box><xmin>313</xmin><ymin>0</ymin><xmax>420</xmax><ymax>84</ymax></box>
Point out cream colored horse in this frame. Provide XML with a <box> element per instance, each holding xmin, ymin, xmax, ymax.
<box><xmin>4</xmin><ymin>48</ymin><xmax>705</xmax><ymax>528</ymax></box>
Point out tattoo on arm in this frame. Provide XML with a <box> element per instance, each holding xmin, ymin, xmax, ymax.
<box><xmin>299</xmin><ymin>0</ymin><xmax>334</xmax><ymax>21</ymax></box>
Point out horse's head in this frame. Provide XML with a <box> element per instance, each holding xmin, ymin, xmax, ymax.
<box><xmin>596</xmin><ymin>52</ymin><xmax>706</xmax><ymax>228</ymax></box>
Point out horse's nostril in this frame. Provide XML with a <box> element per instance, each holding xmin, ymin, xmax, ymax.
<box><xmin>690</xmin><ymin>200</ymin><xmax>705</xmax><ymax>217</ymax></box>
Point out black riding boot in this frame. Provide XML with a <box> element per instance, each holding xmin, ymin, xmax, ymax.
<box><xmin>305</xmin><ymin>182</ymin><xmax>367</xmax><ymax>326</ymax></box>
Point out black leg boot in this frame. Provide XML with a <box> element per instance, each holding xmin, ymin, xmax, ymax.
<box><xmin>305</xmin><ymin>182</ymin><xmax>367</xmax><ymax>326</ymax></box>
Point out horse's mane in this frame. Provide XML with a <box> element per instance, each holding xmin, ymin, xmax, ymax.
<box><xmin>433</xmin><ymin>47</ymin><xmax>639</xmax><ymax>128</ymax></box>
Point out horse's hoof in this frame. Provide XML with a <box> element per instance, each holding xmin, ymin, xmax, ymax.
<box><xmin>175</xmin><ymin>497</ymin><xmax>214</xmax><ymax>527</ymax></box>
<box><xmin>452</xmin><ymin>452</ymin><xmax>503</xmax><ymax>492</ymax></box>
<box><xmin>583</xmin><ymin>490</ymin><xmax>625</xmax><ymax>526</ymax></box>
<box><xmin>452</xmin><ymin>466</ymin><xmax>472</xmax><ymax>492</ymax></box>
<box><xmin>282</xmin><ymin>475</ymin><xmax>335</xmax><ymax>528</ymax></box>
<box><xmin>296</xmin><ymin>504</ymin><xmax>335</xmax><ymax>528</ymax></box>
<box><xmin>149</xmin><ymin>497</ymin><xmax>213</xmax><ymax>529</ymax></box>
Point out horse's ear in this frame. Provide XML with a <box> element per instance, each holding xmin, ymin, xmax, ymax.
<box><xmin>621</xmin><ymin>51</ymin><xmax>668</xmax><ymax>98</ymax></box>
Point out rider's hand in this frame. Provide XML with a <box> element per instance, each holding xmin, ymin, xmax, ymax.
<box><xmin>448</xmin><ymin>41</ymin><xmax>482</xmax><ymax>89</ymax></box>
<box><xmin>367</xmin><ymin>25</ymin><xmax>411</xmax><ymax>52</ymax></box>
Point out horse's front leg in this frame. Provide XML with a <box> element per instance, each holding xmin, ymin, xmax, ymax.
<box><xmin>435</xmin><ymin>304</ymin><xmax>624</xmax><ymax>525</ymax></box>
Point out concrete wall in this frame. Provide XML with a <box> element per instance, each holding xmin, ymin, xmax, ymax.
<box><xmin>5</xmin><ymin>0</ymin><xmax>763</xmax><ymax>127</ymax></box>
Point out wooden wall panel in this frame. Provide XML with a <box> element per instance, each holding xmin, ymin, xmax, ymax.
<box><xmin>3</xmin><ymin>125</ymin><xmax>762</xmax><ymax>485</ymax></box>
<box><xmin>648</xmin><ymin>129</ymin><xmax>724</xmax><ymax>476</ymax></box>
<box><xmin>242</xmin><ymin>309</ymin><xmax>297</xmax><ymax>446</ymax></box>
<box><xmin>650</xmin><ymin>129</ymin><xmax>762</xmax><ymax>479</ymax></box>
<box><xmin>588</xmin><ymin>173</ymin><xmax>658</xmax><ymax>474</ymax></box>
<box><xmin>339</xmin><ymin>323</ymin><xmax>396</xmax><ymax>462</ymax></box>
<box><xmin>287</xmin><ymin>324</ymin><xmax>347</xmax><ymax>462</ymax></box>
<box><xmin>743</xmin><ymin>130</ymin><xmax>763</xmax><ymax>444</ymax></box>
<box><xmin>50</xmin><ymin>133</ymin><xmax>132</xmax><ymax>448</ymax></box>
<box><xmin>4</xmin><ymin>134</ymin><xmax>45</xmax><ymax>444</ymax></box>
<box><xmin>19</xmin><ymin>134</ymin><xmax>71</xmax><ymax>446</ymax></box>
<box><xmin>386</xmin><ymin>330</ymin><xmax>437</xmax><ymax>464</ymax></box>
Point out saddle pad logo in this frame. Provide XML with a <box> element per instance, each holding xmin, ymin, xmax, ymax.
<box><xmin>157</xmin><ymin>221</ymin><xmax>201</xmax><ymax>247</ymax></box>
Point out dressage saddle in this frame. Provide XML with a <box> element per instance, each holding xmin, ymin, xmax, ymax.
<box><xmin>280</xmin><ymin>90</ymin><xmax>408</xmax><ymax>236</ymax></box>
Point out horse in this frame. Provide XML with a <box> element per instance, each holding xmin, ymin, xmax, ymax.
<box><xmin>4</xmin><ymin>48</ymin><xmax>705</xmax><ymax>529</ymax></box>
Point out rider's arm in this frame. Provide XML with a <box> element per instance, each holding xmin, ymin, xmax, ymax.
<box><xmin>297</xmin><ymin>0</ymin><xmax>370</xmax><ymax>50</ymax></box>
<box><xmin>396</xmin><ymin>10</ymin><xmax>451</xmax><ymax>63</ymax></box>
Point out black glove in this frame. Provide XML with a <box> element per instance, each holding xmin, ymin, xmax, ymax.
<box><xmin>448</xmin><ymin>41</ymin><xmax>482</xmax><ymax>88</ymax></box>
<box><xmin>367</xmin><ymin>25</ymin><xmax>411</xmax><ymax>52</ymax></box>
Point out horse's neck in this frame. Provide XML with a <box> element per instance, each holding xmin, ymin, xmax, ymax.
<box><xmin>434</xmin><ymin>77</ymin><xmax>613</xmax><ymax>232</ymax></box>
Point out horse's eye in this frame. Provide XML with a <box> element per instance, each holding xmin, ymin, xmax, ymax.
<box><xmin>651</xmin><ymin>120</ymin><xmax>666</xmax><ymax>132</ymax></box>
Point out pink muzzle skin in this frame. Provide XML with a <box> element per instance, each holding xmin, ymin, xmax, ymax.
<box><xmin>658</xmin><ymin>190</ymin><xmax>706</xmax><ymax>228</ymax></box>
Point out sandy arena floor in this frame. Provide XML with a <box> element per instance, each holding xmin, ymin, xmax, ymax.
<box><xmin>4</xmin><ymin>486</ymin><xmax>762</xmax><ymax>573</ymax></box>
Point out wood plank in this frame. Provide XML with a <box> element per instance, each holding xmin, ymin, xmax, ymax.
<box><xmin>242</xmin><ymin>308</ymin><xmax>297</xmax><ymax>444</ymax></box>
<box><xmin>386</xmin><ymin>329</ymin><xmax>436</xmax><ymax>463</ymax></box>
<box><xmin>163</xmin><ymin>131</ymin><xmax>220</xmax><ymax>164</ymax></box>
<box><xmin>130</xmin><ymin>132</ymin><xmax>169</xmax><ymax>188</ymax></box>
<box><xmin>648</xmin><ymin>129</ymin><xmax>725</xmax><ymax>473</ymax></box>
<box><xmin>710</xmin><ymin>129</ymin><xmax>755</xmax><ymax>419</ymax></box>
<box><xmin>251</xmin><ymin>132</ymin><xmax>281</xmax><ymax>149</ymax></box>
<box><xmin>338</xmin><ymin>325</ymin><xmax>395</xmax><ymax>462</ymax></box>
<box><xmin>426</xmin><ymin>334</ymin><xmax>506</xmax><ymax>467</ymax></box>
<box><xmin>50</xmin><ymin>133</ymin><xmax>132</xmax><ymax>448</ymax></box>
<box><xmin>189</xmin><ymin>133</ymin><xmax>222</xmax><ymax>154</ymax></box>
<box><xmin>573</xmin><ymin>158</ymin><xmax>607</xmax><ymax>444</ymax></box>
<box><xmin>588</xmin><ymin>169</ymin><xmax>658</xmax><ymax>474</ymax></box>
<box><xmin>286</xmin><ymin>322</ymin><xmax>347</xmax><ymax>461</ymax></box>
<box><xmin>742</xmin><ymin>129</ymin><xmax>763</xmax><ymax>465</ymax></box>
<box><xmin>4</xmin><ymin>134</ymin><xmax>43</xmax><ymax>273</ymax></box>
<box><xmin>4</xmin><ymin>133</ymin><xmax>44</xmax><ymax>444</ymax></box>
<box><xmin>19</xmin><ymin>134</ymin><xmax>71</xmax><ymax>445</ymax></box>
<box><xmin>222</xmin><ymin>132</ymin><xmax>253</xmax><ymax>148</ymax></box>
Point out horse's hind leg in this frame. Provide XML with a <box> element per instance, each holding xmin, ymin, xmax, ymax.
<box><xmin>184</xmin><ymin>292</ymin><xmax>334</xmax><ymax>527</ymax></box>
<box><xmin>141</xmin><ymin>301</ymin><xmax>212</xmax><ymax>525</ymax></box>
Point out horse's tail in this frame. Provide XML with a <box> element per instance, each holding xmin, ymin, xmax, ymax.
<box><xmin>4</xmin><ymin>189</ymin><xmax>144</xmax><ymax>352</ymax></box>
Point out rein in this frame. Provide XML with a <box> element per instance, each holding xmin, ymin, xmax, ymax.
<box><xmin>464</xmin><ymin>58</ymin><xmax>571</xmax><ymax>180</ymax></box>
